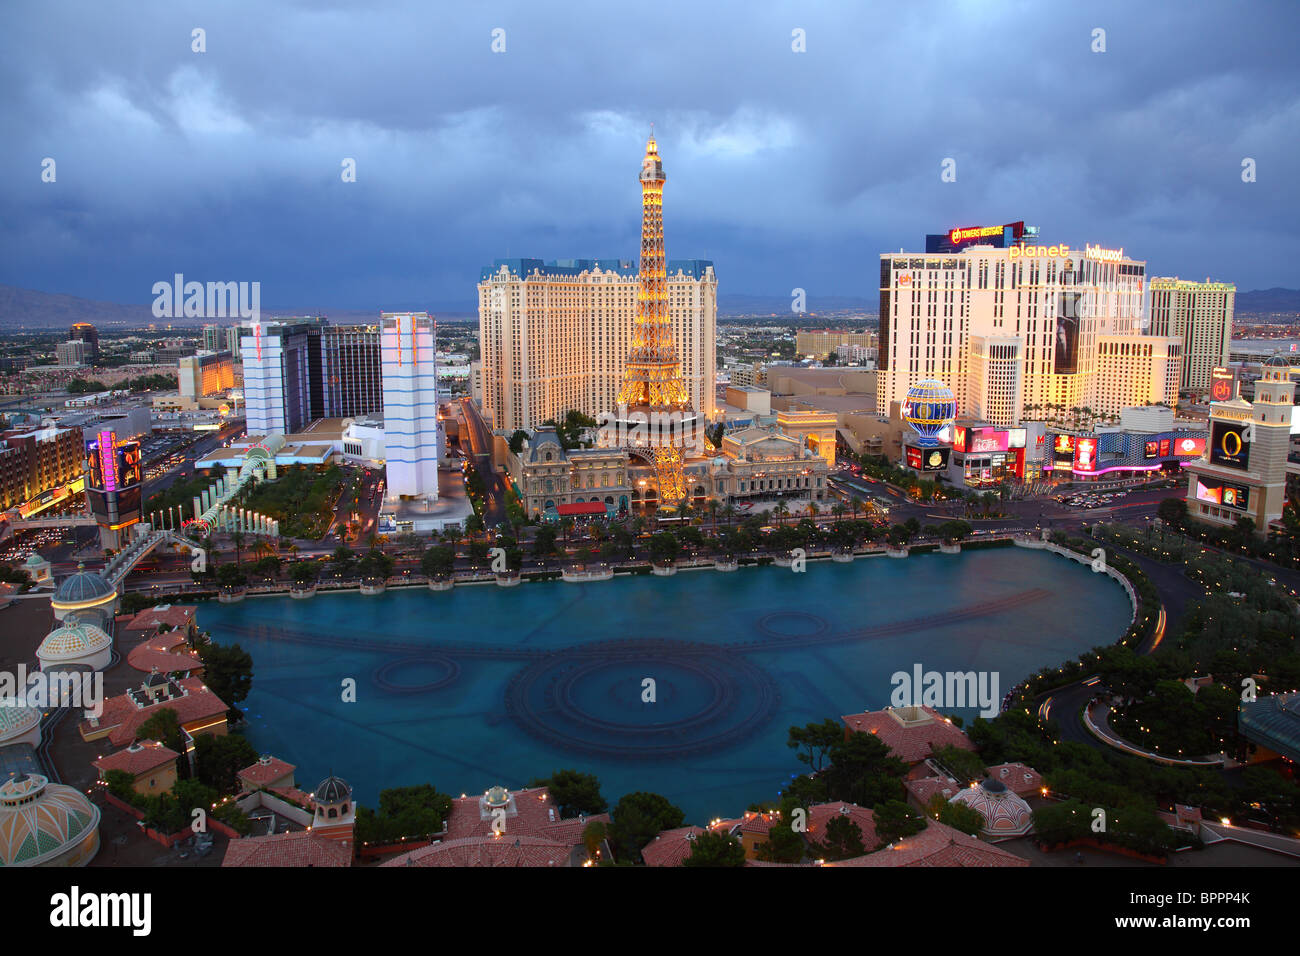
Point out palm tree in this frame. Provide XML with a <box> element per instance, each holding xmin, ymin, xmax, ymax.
<box><xmin>720</xmin><ymin>503</ymin><xmax>736</xmax><ymax>528</ymax></box>
<box><xmin>773</xmin><ymin>500</ymin><xmax>789</xmax><ymax>525</ymax></box>
<box><xmin>806</xmin><ymin>500</ymin><xmax>820</xmax><ymax>520</ymax></box>
<box><xmin>252</xmin><ymin>538</ymin><xmax>276</xmax><ymax>562</ymax></box>
<box><xmin>230</xmin><ymin>530</ymin><xmax>245</xmax><ymax>567</ymax></box>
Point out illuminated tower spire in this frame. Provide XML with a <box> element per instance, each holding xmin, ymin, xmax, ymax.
<box><xmin>617</xmin><ymin>131</ymin><xmax>694</xmax><ymax>505</ymax></box>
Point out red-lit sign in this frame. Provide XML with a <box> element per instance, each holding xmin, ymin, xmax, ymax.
<box><xmin>1053</xmin><ymin>434</ymin><xmax>1075</xmax><ymax>455</ymax></box>
<box><xmin>906</xmin><ymin>446</ymin><xmax>923</xmax><ymax>469</ymax></box>
<box><xmin>1074</xmin><ymin>437</ymin><xmax>1097</xmax><ymax>472</ymax></box>
<box><xmin>1159</xmin><ymin>439</ymin><xmax>1171</xmax><ymax>457</ymax></box>
<box><xmin>1175</xmin><ymin>436</ymin><xmax>1205</xmax><ymax>457</ymax></box>
<box><xmin>953</xmin><ymin>426</ymin><xmax>968</xmax><ymax>452</ymax></box>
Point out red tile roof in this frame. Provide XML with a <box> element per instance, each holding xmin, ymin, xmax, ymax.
<box><xmin>92</xmin><ymin>740</ymin><xmax>179</xmax><ymax>777</ymax></box>
<box><xmin>238</xmin><ymin>756</ymin><xmax>296</xmax><ymax>788</ymax></box>
<box><xmin>83</xmin><ymin>676</ymin><xmax>229</xmax><ymax>747</ymax></box>
<box><xmin>222</xmin><ymin>830</ymin><xmax>352</xmax><ymax>868</ymax></box>
<box><xmin>984</xmin><ymin>762</ymin><xmax>1043</xmax><ymax>796</ymax></box>
<box><xmin>380</xmin><ymin>835</ymin><xmax>574</xmax><ymax>868</ymax></box>
<box><xmin>826</xmin><ymin>821</ymin><xmax>1029</xmax><ymax>868</ymax></box>
<box><xmin>806</xmin><ymin>802</ymin><xmax>878</xmax><ymax>851</ymax></box>
<box><xmin>841</xmin><ymin>706</ymin><xmax>976</xmax><ymax>764</ymax></box>
<box><xmin>905</xmin><ymin>774</ymin><xmax>961</xmax><ymax>808</ymax></box>
<box><xmin>737</xmin><ymin>811</ymin><xmax>779</xmax><ymax>836</ymax></box>
<box><xmin>126</xmin><ymin>630</ymin><xmax>203</xmax><ymax>675</ymax></box>
<box><xmin>443</xmin><ymin>786</ymin><xmax>608</xmax><ymax>845</ymax></box>
<box><xmin>123</xmin><ymin>605</ymin><xmax>197</xmax><ymax>633</ymax></box>
<box><xmin>641</xmin><ymin>826</ymin><xmax>706</xmax><ymax>867</ymax></box>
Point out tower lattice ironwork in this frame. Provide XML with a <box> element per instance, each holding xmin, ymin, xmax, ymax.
<box><xmin>618</xmin><ymin>132</ymin><xmax>693</xmax><ymax>505</ymax></box>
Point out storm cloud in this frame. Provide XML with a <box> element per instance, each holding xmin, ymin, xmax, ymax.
<box><xmin>1</xmin><ymin>0</ymin><xmax>1296</xmax><ymax>310</ymax></box>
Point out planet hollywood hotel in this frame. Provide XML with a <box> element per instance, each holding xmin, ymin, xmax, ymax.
<box><xmin>877</xmin><ymin>222</ymin><xmax>1179</xmax><ymax>429</ymax></box>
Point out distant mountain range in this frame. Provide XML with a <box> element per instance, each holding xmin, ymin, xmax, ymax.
<box><xmin>0</xmin><ymin>283</ymin><xmax>1296</xmax><ymax>329</ymax></box>
<box><xmin>1234</xmin><ymin>288</ymin><xmax>1300</xmax><ymax>314</ymax></box>
<box><xmin>0</xmin><ymin>285</ymin><xmax>477</xmax><ymax>329</ymax></box>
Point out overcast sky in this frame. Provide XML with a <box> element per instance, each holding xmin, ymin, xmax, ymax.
<box><xmin>2</xmin><ymin>0</ymin><xmax>1297</xmax><ymax>310</ymax></box>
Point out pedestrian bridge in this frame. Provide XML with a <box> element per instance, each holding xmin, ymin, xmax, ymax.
<box><xmin>103</xmin><ymin>525</ymin><xmax>205</xmax><ymax>590</ymax></box>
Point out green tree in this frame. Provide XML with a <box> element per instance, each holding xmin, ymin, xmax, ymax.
<box><xmin>872</xmin><ymin>800</ymin><xmax>926</xmax><ymax>846</ymax></box>
<box><xmin>137</xmin><ymin>707</ymin><xmax>184</xmax><ymax>752</ymax></box>
<box><xmin>196</xmin><ymin>642</ymin><xmax>254</xmax><ymax>719</ymax></box>
<box><xmin>823</xmin><ymin>732</ymin><xmax>907</xmax><ymax>807</ymax></box>
<box><xmin>528</xmin><ymin>769</ymin><xmax>607</xmax><ymax>818</ymax></box>
<box><xmin>929</xmin><ymin>795</ymin><xmax>986</xmax><ymax>836</ymax></box>
<box><xmin>508</xmin><ymin>430</ymin><xmax>530</xmax><ymax>454</ymax></box>
<box><xmin>172</xmin><ymin>778</ymin><xmax>219</xmax><ymax>820</ymax></box>
<box><xmin>787</xmin><ymin>719</ymin><xmax>842</xmax><ymax>774</ymax></box>
<box><xmin>814</xmin><ymin>813</ymin><xmax>867</xmax><ymax>861</ymax></box>
<box><xmin>648</xmin><ymin>531</ymin><xmax>679</xmax><ymax>563</ymax></box>
<box><xmin>355</xmin><ymin>784</ymin><xmax>455</xmax><ymax>844</ymax></box>
<box><xmin>682</xmin><ymin>830</ymin><xmax>746</xmax><ymax>867</ymax></box>
<box><xmin>609</xmin><ymin>791</ymin><xmax>685</xmax><ymax>864</ymax></box>
<box><xmin>422</xmin><ymin>545</ymin><xmax>456</xmax><ymax>578</ymax></box>
<box><xmin>1157</xmin><ymin>496</ymin><xmax>1188</xmax><ymax>526</ymax></box>
<box><xmin>193</xmin><ymin>732</ymin><xmax>258</xmax><ymax>794</ymax></box>
<box><xmin>583</xmin><ymin>820</ymin><xmax>608</xmax><ymax>859</ymax></box>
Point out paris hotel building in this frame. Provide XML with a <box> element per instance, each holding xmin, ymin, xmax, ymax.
<box><xmin>477</xmin><ymin>258</ymin><xmax>717</xmax><ymax>434</ymax></box>
<box><xmin>877</xmin><ymin>242</ymin><xmax>1181</xmax><ymax>428</ymax></box>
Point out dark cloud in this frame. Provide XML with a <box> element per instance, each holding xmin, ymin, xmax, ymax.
<box><xmin>1</xmin><ymin>0</ymin><xmax>1296</xmax><ymax>309</ymax></box>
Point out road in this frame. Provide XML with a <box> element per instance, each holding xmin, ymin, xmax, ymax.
<box><xmin>460</xmin><ymin>397</ymin><xmax>507</xmax><ymax>527</ymax></box>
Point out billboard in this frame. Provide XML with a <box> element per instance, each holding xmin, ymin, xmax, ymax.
<box><xmin>952</xmin><ymin>425</ymin><xmax>968</xmax><ymax>452</ymax></box>
<box><xmin>1209</xmin><ymin>421</ymin><xmax>1250</xmax><ymax>470</ymax></box>
<box><xmin>1008</xmin><ymin>427</ymin><xmax>1027</xmax><ymax>449</ymax></box>
<box><xmin>967</xmin><ymin>427</ymin><xmax>1009</xmax><ymax>454</ymax></box>
<box><xmin>85</xmin><ymin>431</ymin><xmax>143</xmax><ymax>531</ymax></box>
<box><xmin>926</xmin><ymin>220</ymin><xmax>1027</xmax><ymax>253</ymax></box>
<box><xmin>1210</xmin><ymin>367</ymin><xmax>1236</xmax><ymax>403</ymax></box>
<box><xmin>1196</xmin><ymin>478</ymin><xmax>1249</xmax><ymax>510</ymax></box>
<box><xmin>908</xmin><ymin>445</ymin><xmax>951</xmax><ymax>472</ymax></box>
<box><xmin>1073</xmin><ymin>436</ymin><xmax>1098</xmax><ymax>472</ymax></box>
<box><xmin>1174</xmin><ymin>435</ymin><xmax>1205</xmax><ymax>457</ymax></box>
<box><xmin>1144</xmin><ymin>439</ymin><xmax>1159</xmax><ymax>459</ymax></box>
<box><xmin>1055</xmin><ymin>293</ymin><xmax>1082</xmax><ymax>374</ymax></box>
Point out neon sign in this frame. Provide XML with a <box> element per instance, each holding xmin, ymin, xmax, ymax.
<box><xmin>98</xmin><ymin>430</ymin><xmax>118</xmax><ymax>492</ymax></box>
<box><xmin>949</xmin><ymin>225</ymin><xmax>1004</xmax><ymax>244</ymax></box>
<box><xmin>1009</xmin><ymin>243</ymin><xmax>1071</xmax><ymax>260</ymax></box>
<box><xmin>1084</xmin><ymin>244</ymin><xmax>1124</xmax><ymax>261</ymax></box>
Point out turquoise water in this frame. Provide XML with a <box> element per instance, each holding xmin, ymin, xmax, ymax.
<box><xmin>202</xmin><ymin>548</ymin><xmax>1130</xmax><ymax>824</ymax></box>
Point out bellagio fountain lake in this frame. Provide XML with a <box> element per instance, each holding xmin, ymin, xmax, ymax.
<box><xmin>203</xmin><ymin>547</ymin><xmax>1131</xmax><ymax>823</ymax></box>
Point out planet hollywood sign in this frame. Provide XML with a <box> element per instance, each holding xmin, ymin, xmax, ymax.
<box><xmin>1007</xmin><ymin>242</ymin><xmax>1125</xmax><ymax>262</ymax></box>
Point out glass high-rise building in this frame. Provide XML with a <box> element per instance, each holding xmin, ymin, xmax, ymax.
<box><xmin>241</xmin><ymin>318</ymin><xmax>382</xmax><ymax>435</ymax></box>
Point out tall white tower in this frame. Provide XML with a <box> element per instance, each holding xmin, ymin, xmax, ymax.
<box><xmin>381</xmin><ymin>312</ymin><xmax>441</xmax><ymax>502</ymax></box>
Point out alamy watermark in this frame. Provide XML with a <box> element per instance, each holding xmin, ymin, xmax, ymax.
<box><xmin>1</xmin><ymin>663</ymin><xmax>104</xmax><ymax>718</ymax></box>
<box><xmin>890</xmin><ymin>663</ymin><xmax>1000</xmax><ymax>718</ymax></box>
<box><xmin>596</xmin><ymin>404</ymin><xmax>707</xmax><ymax>456</ymax></box>
<box><xmin>151</xmin><ymin>274</ymin><xmax>260</xmax><ymax>321</ymax></box>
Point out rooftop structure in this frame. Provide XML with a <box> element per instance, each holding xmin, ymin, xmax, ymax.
<box><xmin>841</xmin><ymin>706</ymin><xmax>977</xmax><ymax>765</ymax></box>
<box><xmin>0</xmin><ymin>773</ymin><xmax>100</xmax><ymax>867</ymax></box>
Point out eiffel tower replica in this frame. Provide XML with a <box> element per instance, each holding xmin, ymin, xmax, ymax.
<box><xmin>616</xmin><ymin>132</ymin><xmax>697</xmax><ymax>506</ymax></box>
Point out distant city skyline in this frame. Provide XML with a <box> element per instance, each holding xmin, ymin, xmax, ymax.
<box><xmin>2</xmin><ymin>1</ymin><xmax>1297</xmax><ymax>310</ymax></box>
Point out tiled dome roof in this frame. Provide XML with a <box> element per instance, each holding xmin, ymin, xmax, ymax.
<box><xmin>314</xmin><ymin>775</ymin><xmax>351</xmax><ymax>804</ymax></box>
<box><xmin>0</xmin><ymin>702</ymin><xmax>41</xmax><ymax>744</ymax></box>
<box><xmin>53</xmin><ymin>567</ymin><xmax>114</xmax><ymax>605</ymax></box>
<box><xmin>949</xmin><ymin>778</ymin><xmax>1034</xmax><ymax>836</ymax></box>
<box><xmin>37</xmin><ymin>622</ymin><xmax>112</xmax><ymax>662</ymax></box>
<box><xmin>0</xmin><ymin>773</ymin><xmax>100</xmax><ymax>866</ymax></box>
